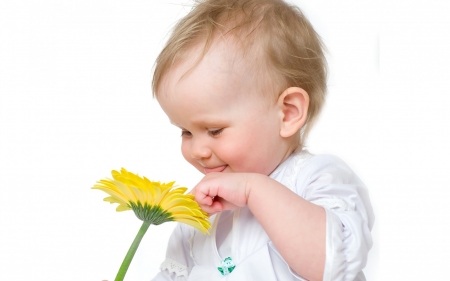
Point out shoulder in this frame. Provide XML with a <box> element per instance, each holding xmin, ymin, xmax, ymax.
<box><xmin>291</xmin><ymin>152</ymin><xmax>366</xmax><ymax>200</ymax></box>
<box><xmin>276</xmin><ymin>151</ymin><xmax>355</xmax><ymax>190</ymax></box>
<box><xmin>295</xmin><ymin>152</ymin><xmax>374</xmax><ymax>227</ymax></box>
<box><xmin>299</xmin><ymin>153</ymin><xmax>358</xmax><ymax>184</ymax></box>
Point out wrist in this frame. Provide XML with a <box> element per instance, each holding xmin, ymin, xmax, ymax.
<box><xmin>244</xmin><ymin>173</ymin><xmax>266</xmax><ymax>205</ymax></box>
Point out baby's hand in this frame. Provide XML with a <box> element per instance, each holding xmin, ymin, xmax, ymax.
<box><xmin>191</xmin><ymin>172</ymin><xmax>258</xmax><ymax>215</ymax></box>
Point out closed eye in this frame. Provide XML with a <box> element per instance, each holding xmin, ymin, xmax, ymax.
<box><xmin>181</xmin><ymin>130</ymin><xmax>192</xmax><ymax>137</ymax></box>
<box><xmin>208</xmin><ymin>128</ymin><xmax>224</xmax><ymax>137</ymax></box>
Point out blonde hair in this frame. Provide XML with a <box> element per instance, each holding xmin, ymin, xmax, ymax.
<box><xmin>152</xmin><ymin>0</ymin><xmax>327</xmax><ymax>147</ymax></box>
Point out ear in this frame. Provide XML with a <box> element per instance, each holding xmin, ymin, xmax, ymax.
<box><xmin>277</xmin><ymin>87</ymin><xmax>309</xmax><ymax>138</ymax></box>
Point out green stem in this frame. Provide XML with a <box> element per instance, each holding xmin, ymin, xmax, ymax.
<box><xmin>115</xmin><ymin>220</ymin><xmax>151</xmax><ymax>281</ymax></box>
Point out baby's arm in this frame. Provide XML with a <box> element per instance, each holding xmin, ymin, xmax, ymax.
<box><xmin>248</xmin><ymin>174</ymin><xmax>327</xmax><ymax>281</ymax></box>
<box><xmin>192</xmin><ymin>172</ymin><xmax>326</xmax><ymax>281</ymax></box>
<box><xmin>192</xmin><ymin>155</ymin><xmax>373</xmax><ymax>281</ymax></box>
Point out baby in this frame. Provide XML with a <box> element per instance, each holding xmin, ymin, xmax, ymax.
<box><xmin>152</xmin><ymin>0</ymin><xmax>374</xmax><ymax>280</ymax></box>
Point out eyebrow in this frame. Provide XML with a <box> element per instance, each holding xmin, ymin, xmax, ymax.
<box><xmin>170</xmin><ymin>119</ymin><xmax>228</xmax><ymax>129</ymax></box>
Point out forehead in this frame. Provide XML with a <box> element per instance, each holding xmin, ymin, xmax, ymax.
<box><xmin>159</xmin><ymin>43</ymin><xmax>235</xmax><ymax>112</ymax></box>
<box><xmin>160</xmin><ymin>37</ymin><xmax>253</xmax><ymax>99</ymax></box>
<box><xmin>157</xmin><ymin>37</ymin><xmax>272</xmax><ymax>126</ymax></box>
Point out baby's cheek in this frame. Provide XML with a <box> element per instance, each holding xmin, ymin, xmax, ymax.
<box><xmin>222</xmin><ymin>137</ymin><xmax>263</xmax><ymax>173</ymax></box>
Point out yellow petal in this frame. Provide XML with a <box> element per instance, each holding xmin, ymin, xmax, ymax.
<box><xmin>153</xmin><ymin>185</ymin><xmax>173</xmax><ymax>205</ymax></box>
<box><xmin>161</xmin><ymin>197</ymin><xmax>197</xmax><ymax>210</ymax></box>
<box><xmin>168</xmin><ymin>206</ymin><xmax>205</xmax><ymax>217</ymax></box>
<box><xmin>176</xmin><ymin>218</ymin><xmax>210</xmax><ymax>234</ymax></box>
<box><xmin>116</xmin><ymin>204</ymin><xmax>131</xmax><ymax>212</ymax></box>
<box><xmin>130</xmin><ymin>185</ymin><xmax>146</xmax><ymax>203</ymax></box>
<box><xmin>92</xmin><ymin>186</ymin><xmax>128</xmax><ymax>204</ymax></box>
<box><xmin>149</xmin><ymin>183</ymin><xmax>161</xmax><ymax>204</ymax></box>
<box><xmin>103</xmin><ymin>196</ymin><xmax>128</xmax><ymax>206</ymax></box>
<box><xmin>113</xmin><ymin>180</ymin><xmax>137</xmax><ymax>202</ymax></box>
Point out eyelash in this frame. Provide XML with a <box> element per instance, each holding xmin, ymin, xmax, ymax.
<box><xmin>180</xmin><ymin>128</ymin><xmax>224</xmax><ymax>137</ymax></box>
<box><xmin>181</xmin><ymin>130</ymin><xmax>192</xmax><ymax>137</ymax></box>
<box><xmin>208</xmin><ymin>128</ymin><xmax>224</xmax><ymax>137</ymax></box>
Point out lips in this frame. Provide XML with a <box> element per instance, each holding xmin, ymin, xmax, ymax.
<box><xmin>204</xmin><ymin>165</ymin><xmax>227</xmax><ymax>174</ymax></box>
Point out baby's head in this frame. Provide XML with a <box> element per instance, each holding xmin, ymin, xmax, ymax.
<box><xmin>153</xmin><ymin>0</ymin><xmax>327</xmax><ymax>175</ymax></box>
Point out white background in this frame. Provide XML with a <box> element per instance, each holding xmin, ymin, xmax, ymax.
<box><xmin>1</xmin><ymin>0</ymin><xmax>449</xmax><ymax>280</ymax></box>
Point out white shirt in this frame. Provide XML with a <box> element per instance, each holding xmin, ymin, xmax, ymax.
<box><xmin>152</xmin><ymin>150</ymin><xmax>374</xmax><ymax>281</ymax></box>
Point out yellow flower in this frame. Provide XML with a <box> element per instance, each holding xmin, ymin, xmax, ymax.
<box><xmin>92</xmin><ymin>168</ymin><xmax>210</xmax><ymax>234</ymax></box>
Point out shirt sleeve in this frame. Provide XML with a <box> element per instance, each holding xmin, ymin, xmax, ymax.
<box><xmin>151</xmin><ymin>223</ymin><xmax>195</xmax><ymax>281</ymax></box>
<box><xmin>297</xmin><ymin>155</ymin><xmax>374</xmax><ymax>281</ymax></box>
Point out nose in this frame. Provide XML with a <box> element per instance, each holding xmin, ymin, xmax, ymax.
<box><xmin>190</xmin><ymin>137</ymin><xmax>212</xmax><ymax>160</ymax></box>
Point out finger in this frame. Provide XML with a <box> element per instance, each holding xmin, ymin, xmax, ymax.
<box><xmin>214</xmin><ymin>197</ymin><xmax>238</xmax><ymax>210</ymax></box>
<box><xmin>195</xmin><ymin>194</ymin><xmax>214</xmax><ymax>206</ymax></box>
<box><xmin>191</xmin><ymin>184</ymin><xmax>212</xmax><ymax>203</ymax></box>
<box><xmin>211</xmin><ymin>200</ymin><xmax>223</xmax><ymax>211</ymax></box>
<box><xmin>200</xmin><ymin>200</ymin><xmax>223</xmax><ymax>215</ymax></box>
<box><xmin>192</xmin><ymin>186</ymin><xmax>213</xmax><ymax>205</ymax></box>
<box><xmin>194</xmin><ymin>180</ymin><xmax>220</xmax><ymax>199</ymax></box>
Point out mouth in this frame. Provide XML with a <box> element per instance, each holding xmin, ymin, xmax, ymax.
<box><xmin>203</xmin><ymin>165</ymin><xmax>227</xmax><ymax>174</ymax></box>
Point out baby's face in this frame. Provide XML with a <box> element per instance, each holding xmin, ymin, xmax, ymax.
<box><xmin>157</xmin><ymin>39</ymin><xmax>291</xmax><ymax>176</ymax></box>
